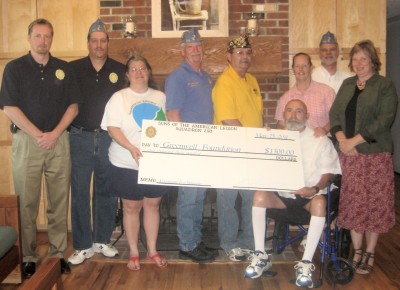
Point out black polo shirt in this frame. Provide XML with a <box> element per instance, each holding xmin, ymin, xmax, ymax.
<box><xmin>0</xmin><ymin>52</ymin><xmax>81</xmax><ymax>132</ymax></box>
<box><xmin>70</xmin><ymin>56</ymin><xmax>125</xmax><ymax>130</ymax></box>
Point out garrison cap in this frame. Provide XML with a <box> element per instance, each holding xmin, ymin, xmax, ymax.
<box><xmin>181</xmin><ymin>28</ymin><xmax>203</xmax><ymax>43</ymax></box>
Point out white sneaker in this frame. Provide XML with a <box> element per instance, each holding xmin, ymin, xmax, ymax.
<box><xmin>244</xmin><ymin>250</ymin><xmax>272</xmax><ymax>279</ymax></box>
<box><xmin>68</xmin><ymin>248</ymin><xmax>95</xmax><ymax>265</ymax></box>
<box><xmin>294</xmin><ymin>260</ymin><xmax>315</xmax><ymax>288</ymax></box>
<box><xmin>93</xmin><ymin>243</ymin><xmax>119</xmax><ymax>257</ymax></box>
<box><xmin>227</xmin><ymin>248</ymin><xmax>253</xmax><ymax>262</ymax></box>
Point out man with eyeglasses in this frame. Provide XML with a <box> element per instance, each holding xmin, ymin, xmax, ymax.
<box><xmin>212</xmin><ymin>34</ymin><xmax>263</xmax><ymax>262</ymax></box>
<box><xmin>165</xmin><ymin>28</ymin><xmax>217</xmax><ymax>263</ymax></box>
<box><xmin>67</xmin><ymin>19</ymin><xmax>125</xmax><ymax>265</ymax></box>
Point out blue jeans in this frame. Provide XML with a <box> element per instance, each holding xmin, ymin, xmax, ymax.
<box><xmin>70</xmin><ymin>127</ymin><xmax>117</xmax><ymax>250</ymax></box>
<box><xmin>176</xmin><ymin>186</ymin><xmax>207</xmax><ymax>251</ymax></box>
<box><xmin>217</xmin><ymin>189</ymin><xmax>254</xmax><ymax>252</ymax></box>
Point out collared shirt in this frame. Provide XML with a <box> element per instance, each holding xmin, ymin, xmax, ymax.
<box><xmin>275</xmin><ymin>80</ymin><xmax>336</xmax><ymax>129</ymax></box>
<box><xmin>278</xmin><ymin>126</ymin><xmax>341</xmax><ymax>199</ymax></box>
<box><xmin>70</xmin><ymin>56</ymin><xmax>125</xmax><ymax>130</ymax></box>
<box><xmin>0</xmin><ymin>52</ymin><xmax>81</xmax><ymax>132</ymax></box>
<box><xmin>165</xmin><ymin>61</ymin><xmax>214</xmax><ymax>124</ymax></box>
<box><xmin>212</xmin><ymin>64</ymin><xmax>263</xmax><ymax>128</ymax></box>
<box><xmin>312</xmin><ymin>66</ymin><xmax>352</xmax><ymax>94</ymax></box>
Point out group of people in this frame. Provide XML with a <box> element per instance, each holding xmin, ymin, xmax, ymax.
<box><xmin>0</xmin><ymin>17</ymin><xmax>397</xmax><ymax>289</ymax></box>
<box><xmin>244</xmin><ymin>32</ymin><xmax>397</xmax><ymax>289</ymax></box>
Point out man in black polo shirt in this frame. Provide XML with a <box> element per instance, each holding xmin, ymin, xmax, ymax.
<box><xmin>67</xmin><ymin>19</ymin><xmax>125</xmax><ymax>265</ymax></box>
<box><xmin>0</xmin><ymin>18</ymin><xmax>80</xmax><ymax>278</ymax></box>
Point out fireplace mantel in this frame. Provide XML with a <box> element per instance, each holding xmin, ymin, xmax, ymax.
<box><xmin>108</xmin><ymin>37</ymin><xmax>283</xmax><ymax>78</ymax></box>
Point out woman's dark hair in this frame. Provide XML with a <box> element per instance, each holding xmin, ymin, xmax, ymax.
<box><xmin>348</xmin><ymin>39</ymin><xmax>381</xmax><ymax>73</ymax></box>
<box><xmin>124</xmin><ymin>54</ymin><xmax>158</xmax><ymax>89</ymax></box>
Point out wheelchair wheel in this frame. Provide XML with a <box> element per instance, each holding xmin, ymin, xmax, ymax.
<box><xmin>326</xmin><ymin>257</ymin><xmax>354</xmax><ymax>285</ymax></box>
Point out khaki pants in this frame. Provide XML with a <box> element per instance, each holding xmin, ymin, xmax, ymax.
<box><xmin>12</xmin><ymin>130</ymin><xmax>71</xmax><ymax>262</ymax></box>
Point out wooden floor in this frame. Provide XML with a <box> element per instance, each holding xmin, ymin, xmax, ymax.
<box><xmin>1</xmin><ymin>175</ymin><xmax>400</xmax><ymax>290</ymax></box>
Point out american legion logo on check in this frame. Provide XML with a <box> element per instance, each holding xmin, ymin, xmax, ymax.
<box><xmin>138</xmin><ymin>120</ymin><xmax>305</xmax><ymax>192</ymax></box>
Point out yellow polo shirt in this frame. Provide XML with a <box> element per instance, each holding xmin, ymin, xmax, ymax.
<box><xmin>212</xmin><ymin>65</ymin><xmax>263</xmax><ymax>128</ymax></box>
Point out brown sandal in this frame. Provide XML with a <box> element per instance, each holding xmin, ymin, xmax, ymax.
<box><xmin>351</xmin><ymin>248</ymin><xmax>363</xmax><ymax>269</ymax></box>
<box><xmin>356</xmin><ymin>252</ymin><xmax>374</xmax><ymax>275</ymax></box>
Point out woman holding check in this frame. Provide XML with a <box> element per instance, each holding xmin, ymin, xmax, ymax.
<box><xmin>101</xmin><ymin>55</ymin><xmax>169</xmax><ymax>271</ymax></box>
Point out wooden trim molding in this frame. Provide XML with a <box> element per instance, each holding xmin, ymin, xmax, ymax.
<box><xmin>108</xmin><ymin>37</ymin><xmax>283</xmax><ymax>77</ymax></box>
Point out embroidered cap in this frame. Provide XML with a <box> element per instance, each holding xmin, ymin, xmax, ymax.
<box><xmin>228</xmin><ymin>33</ymin><xmax>251</xmax><ymax>51</ymax></box>
<box><xmin>88</xmin><ymin>18</ymin><xmax>107</xmax><ymax>36</ymax></box>
<box><xmin>320</xmin><ymin>31</ymin><xmax>337</xmax><ymax>45</ymax></box>
<box><xmin>181</xmin><ymin>28</ymin><xmax>202</xmax><ymax>43</ymax></box>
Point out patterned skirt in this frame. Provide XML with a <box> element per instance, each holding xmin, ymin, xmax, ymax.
<box><xmin>337</xmin><ymin>152</ymin><xmax>395</xmax><ymax>233</ymax></box>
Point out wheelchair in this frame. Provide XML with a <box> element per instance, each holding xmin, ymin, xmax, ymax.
<box><xmin>266</xmin><ymin>175</ymin><xmax>354</xmax><ymax>287</ymax></box>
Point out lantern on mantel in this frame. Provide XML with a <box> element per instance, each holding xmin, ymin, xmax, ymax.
<box><xmin>246</xmin><ymin>13</ymin><xmax>258</xmax><ymax>37</ymax></box>
<box><xmin>122</xmin><ymin>16</ymin><xmax>136</xmax><ymax>38</ymax></box>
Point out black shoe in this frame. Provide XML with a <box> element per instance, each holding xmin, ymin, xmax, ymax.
<box><xmin>22</xmin><ymin>262</ymin><xmax>36</xmax><ymax>279</ymax></box>
<box><xmin>179</xmin><ymin>245</ymin><xmax>215</xmax><ymax>263</ymax></box>
<box><xmin>198</xmin><ymin>241</ymin><xmax>219</xmax><ymax>258</ymax></box>
<box><xmin>60</xmin><ymin>258</ymin><xmax>71</xmax><ymax>274</ymax></box>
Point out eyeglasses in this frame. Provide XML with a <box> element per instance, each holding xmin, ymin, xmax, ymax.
<box><xmin>233</xmin><ymin>50</ymin><xmax>253</xmax><ymax>56</ymax></box>
<box><xmin>130</xmin><ymin>66</ymin><xmax>148</xmax><ymax>73</ymax></box>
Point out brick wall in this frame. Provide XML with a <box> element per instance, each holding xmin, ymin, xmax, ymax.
<box><xmin>99</xmin><ymin>0</ymin><xmax>289</xmax><ymax>125</ymax></box>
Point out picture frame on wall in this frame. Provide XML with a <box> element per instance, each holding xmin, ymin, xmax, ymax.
<box><xmin>151</xmin><ymin>0</ymin><xmax>228</xmax><ymax>38</ymax></box>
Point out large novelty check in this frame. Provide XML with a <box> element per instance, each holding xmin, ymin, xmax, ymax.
<box><xmin>138</xmin><ymin>120</ymin><xmax>304</xmax><ymax>192</ymax></box>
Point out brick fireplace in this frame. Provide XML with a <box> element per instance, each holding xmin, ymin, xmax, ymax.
<box><xmin>100</xmin><ymin>0</ymin><xmax>289</xmax><ymax>126</ymax></box>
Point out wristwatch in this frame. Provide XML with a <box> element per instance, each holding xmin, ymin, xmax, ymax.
<box><xmin>312</xmin><ymin>186</ymin><xmax>320</xmax><ymax>194</ymax></box>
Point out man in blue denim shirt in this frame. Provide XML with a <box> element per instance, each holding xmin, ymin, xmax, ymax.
<box><xmin>165</xmin><ymin>28</ymin><xmax>217</xmax><ymax>263</ymax></box>
<box><xmin>67</xmin><ymin>19</ymin><xmax>125</xmax><ymax>265</ymax></box>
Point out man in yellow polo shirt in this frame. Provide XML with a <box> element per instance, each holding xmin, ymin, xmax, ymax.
<box><xmin>212</xmin><ymin>33</ymin><xmax>263</xmax><ymax>261</ymax></box>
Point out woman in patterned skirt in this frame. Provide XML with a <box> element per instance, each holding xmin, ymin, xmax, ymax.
<box><xmin>329</xmin><ymin>39</ymin><xmax>398</xmax><ymax>275</ymax></box>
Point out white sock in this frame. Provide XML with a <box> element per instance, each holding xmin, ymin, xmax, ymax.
<box><xmin>302</xmin><ymin>216</ymin><xmax>325</xmax><ymax>262</ymax></box>
<box><xmin>252</xmin><ymin>206</ymin><xmax>266</xmax><ymax>252</ymax></box>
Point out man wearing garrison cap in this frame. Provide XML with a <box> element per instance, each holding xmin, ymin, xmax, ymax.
<box><xmin>296</xmin><ymin>31</ymin><xmax>351</xmax><ymax>255</ymax></box>
<box><xmin>165</xmin><ymin>28</ymin><xmax>217</xmax><ymax>263</ymax></box>
<box><xmin>312</xmin><ymin>31</ymin><xmax>352</xmax><ymax>93</ymax></box>
<box><xmin>68</xmin><ymin>18</ymin><xmax>125</xmax><ymax>265</ymax></box>
<box><xmin>212</xmin><ymin>33</ymin><xmax>264</xmax><ymax>262</ymax></box>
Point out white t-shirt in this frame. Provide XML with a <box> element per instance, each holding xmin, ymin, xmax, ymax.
<box><xmin>312</xmin><ymin>66</ymin><xmax>352</xmax><ymax>94</ymax></box>
<box><xmin>101</xmin><ymin>87</ymin><xmax>167</xmax><ymax>170</ymax></box>
<box><xmin>278</xmin><ymin>126</ymin><xmax>342</xmax><ymax>199</ymax></box>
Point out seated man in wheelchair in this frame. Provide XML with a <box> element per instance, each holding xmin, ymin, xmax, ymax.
<box><xmin>244</xmin><ymin>99</ymin><xmax>341</xmax><ymax>288</ymax></box>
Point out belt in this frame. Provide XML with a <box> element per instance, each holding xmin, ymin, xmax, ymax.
<box><xmin>71</xmin><ymin>124</ymin><xmax>105</xmax><ymax>133</ymax></box>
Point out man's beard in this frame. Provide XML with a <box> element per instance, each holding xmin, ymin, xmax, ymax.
<box><xmin>322</xmin><ymin>57</ymin><xmax>337</xmax><ymax>66</ymax></box>
<box><xmin>285</xmin><ymin>119</ymin><xmax>305</xmax><ymax>131</ymax></box>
